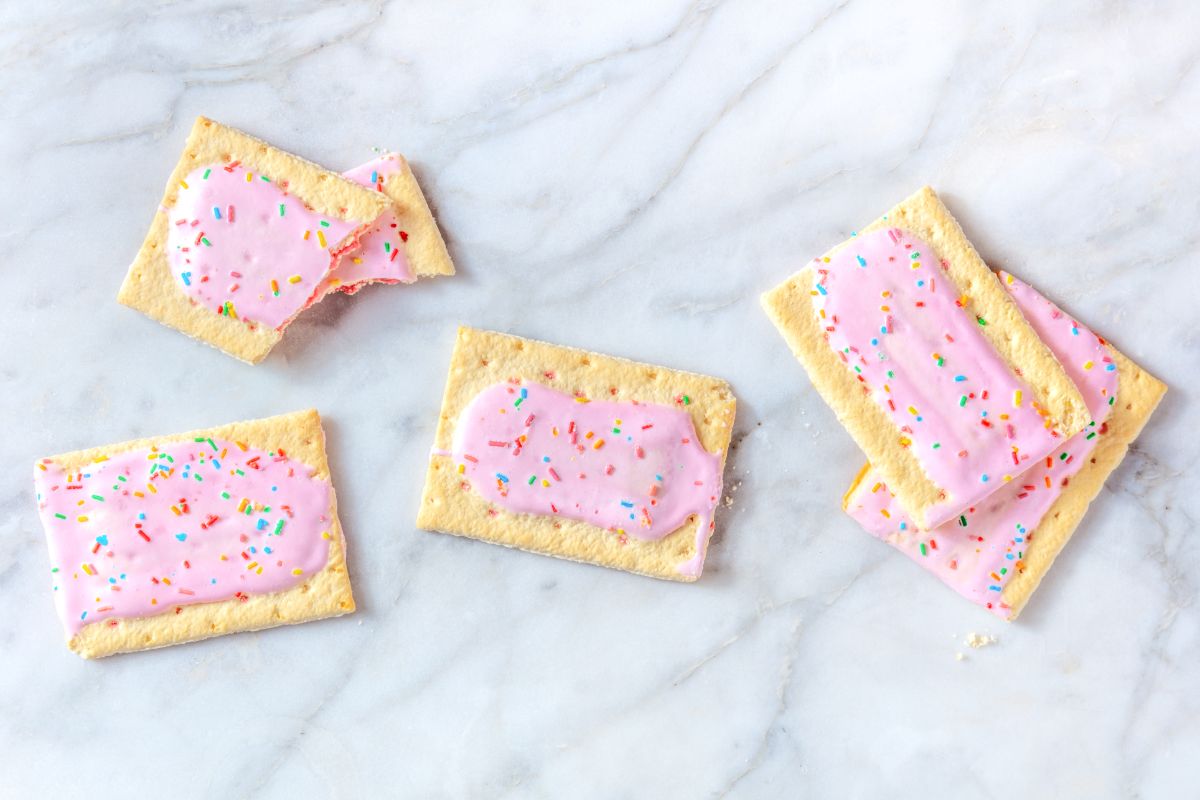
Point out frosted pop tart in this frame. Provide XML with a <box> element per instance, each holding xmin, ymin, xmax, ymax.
<box><xmin>417</xmin><ymin>327</ymin><xmax>737</xmax><ymax>580</ymax></box>
<box><xmin>762</xmin><ymin>187</ymin><xmax>1092</xmax><ymax>530</ymax></box>
<box><xmin>316</xmin><ymin>153</ymin><xmax>455</xmax><ymax>298</ymax></box>
<box><xmin>118</xmin><ymin>116</ymin><xmax>390</xmax><ymax>363</ymax></box>
<box><xmin>33</xmin><ymin>410</ymin><xmax>354</xmax><ymax>658</ymax></box>
<box><xmin>845</xmin><ymin>273</ymin><xmax>1166</xmax><ymax>619</ymax></box>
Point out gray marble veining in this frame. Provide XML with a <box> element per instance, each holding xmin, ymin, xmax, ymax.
<box><xmin>1</xmin><ymin>1</ymin><xmax>1196</xmax><ymax>797</ymax></box>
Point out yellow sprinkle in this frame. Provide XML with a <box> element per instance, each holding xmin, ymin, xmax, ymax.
<box><xmin>457</xmin><ymin>464</ymin><xmax>465</xmax><ymax>474</ymax></box>
<box><xmin>81</xmin><ymin>563</ymin><xmax>95</xmax><ymax>575</ymax></box>
<box><xmin>898</xmin><ymin>437</ymin><xmax>912</xmax><ymax>447</ymax></box>
<box><xmin>870</xmin><ymin>482</ymin><xmax>882</xmax><ymax>493</ymax></box>
<box><xmin>592</xmin><ymin>439</ymin><xmax>605</xmax><ymax>450</ymax></box>
<box><xmin>1005</xmin><ymin>274</ymin><xmax>1015</xmax><ymax>284</ymax></box>
<box><xmin>292</xmin><ymin>568</ymin><xmax>303</xmax><ymax>576</ymax></box>
<box><xmin>541</xmin><ymin>480</ymin><xmax>550</xmax><ymax>488</ymax></box>
<box><xmin>93</xmin><ymin>455</ymin><xmax>108</xmax><ymax>463</ymax></box>
<box><xmin>352</xmin><ymin>257</ymin><xmax>363</xmax><ymax>264</ymax></box>
<box><xmin>246</xmin><ymin>172</ymin><xmax>253</xmax><ymax>182</ymax></box>
<box><xmin>574</xmin><ymin>397</ymin><xmax>590</xmax><ymax>403</ymax></box>
<box><xmin>77</xmin><ymin>515</ymin><xmax>89</xmax><ymax>523</ymax></box>
<box><xmin>247</xmin><ymin>562</ymin><xmax>258</xmax><ymax>571</ymax></box>
<box><xmin>146</xmin><ymin>483</ymin><xmax>157</xmax><ymax>494</ymax></box>
<box><xmin>911</xmin><ymin>261</ymin><xmax>921</xmax><ymax>269</ymax></box>
<box><xmin>908</xmin><ymin>406</ymin><xmax>919</xmax><ymax>416</ymax></box>
<box><xmin>322</xmin><ymin>531</ymin><xmax>331</xmax><ymax>540</ymax></box>
<box><xmin>880</xmin><ymin>509</ymin><xmax>891</xmax><ymax>518</ymax></box>
<box><xmin>316</xmin><ymin>229</ymin><xmax>327</xmax><ymax>248</ymax></box>
<box><xmin>288</xmin><ymin>275</ymin><xmax>302</xmax><ymax>284</ymax></box>
<box><xmin>1013</xmin><ymin>389</ymin><xmax>1022</xmax><ymax>407</ymax></box>
<box><xmin>162</xmin><ymin>577</ymin><xmax>171</xmax><ymax>586</ymax></box>
<box><xmin>1084</xmin><ymin>360</ymin><xmax>1094</xmax><ymax>370</ymax></box>
<box><xmin>303</xmin><ymin>229</ymin><xmax>311</xmax><ymax>241</ymax></box>
<box><xmin>179</xmin><ymin>180</ymin><xmax>189</xmax><ymax>189</ymax></box>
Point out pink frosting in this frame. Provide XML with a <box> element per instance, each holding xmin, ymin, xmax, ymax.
<box><xmin>166</xmin><ymin>162</ymin><xmax>363</xmax><ymax>329</ymax></box>
<box><xmin>845</xmin><ymin>273</ymin><xmax>1118</xmax><ymax>617</ymax></box>
<box><xmin>34</xmin><ymin>438</ymin><xmax>334</xmax><ymax>635</ymax></box>
<box><xmin>450</xmin><ymin>383</ymin><xmax>723</xmax><ymax>577</ymax></box>
<box><xmin>317</xmin><ymin>154</ymin><xmax>416</xmax><ymax>297</ymax></box>
<box><xmin>813</xmin><ymin>227</ymin><xmax>1065</xmax><ymax>528</ymax></box>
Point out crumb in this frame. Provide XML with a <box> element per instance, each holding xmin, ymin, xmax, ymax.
<box><xmin>965</xmin><ymin>632</ymin><xmax>998</xmax><ymax>649</ymax></box>
<box><xmin>955</xmin><ymin>652</ymin><xmax>965</xmax><ymax>661</ymax></box>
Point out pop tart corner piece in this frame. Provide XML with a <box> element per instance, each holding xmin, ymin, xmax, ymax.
<box><xmin>32</xmin><ymin>408</ymin><xmax>355</xmax><ymax>658</ymax></box>
<box><xmin>117</xmin><ymin>116</ymin><xmax>390</xmax><ymax>364</ymax></box>
<box><xmin>417</xmin><ymin>326</ymin><xmax>737</xmax><ymax>580</ymax></box>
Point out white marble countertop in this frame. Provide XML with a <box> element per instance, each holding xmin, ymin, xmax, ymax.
<box><xmin>2</xmin><ymin>2</ymin><xmax>1197</xmax><ymax>797</ymax></box>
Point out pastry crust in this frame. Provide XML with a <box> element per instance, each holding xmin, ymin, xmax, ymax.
<box><xmin>762</xmin><ymin>186</ymin><xmax>1092</xmax><ymax>529</ymax></box>
<box><xmin>117</xmin><ymin>116</ymin><xmax>390</xmax><ymax>364</ymax></box>
<box><xmin>386</xmin><ymin>154</ymin><xmax>454</xmax><ymax>278</ymax></box>
<box><xmin>416</xmin><ymin>327</ymin><xmax>737</xmax><ymax>580</ymax></box>
<box><xmin>37</xmin><ymin>409</ymin><xmax>354</xmax><ymax>658</ymax></box>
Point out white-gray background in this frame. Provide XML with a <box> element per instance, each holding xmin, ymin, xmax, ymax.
<box><xmin>1</xmin><ymin>2</ymin><xmax>1196</xmax><ymax>797</ymax></box>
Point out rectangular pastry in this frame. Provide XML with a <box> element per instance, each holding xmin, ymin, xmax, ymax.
<box><xmin>416</xmin><ymin>327</ymin><xmax>737</xmax><ymax>580</ymax></box>
<box><xmin>33</xmin><ymin>409</ymin><xmax>354</xmax><ymax>658</ymax></box>
<box><xmin>317</xmin><ymin>152</ymin><xmax>455</xmax><ymax>298</ymax></box>
<box><xmin>845</xmin><ymin>272</ymin><xmax>1166</xmax><ymax>619</ymax></box>
<box><xmin>117</xmin><ymin>116</ymin><xmax>391</xmax><ymax>364</ymax></box>
<box><xmin>761</xmin><ymin>186</ymin><xmax>1093</xmax><ymax>530</ymax></box>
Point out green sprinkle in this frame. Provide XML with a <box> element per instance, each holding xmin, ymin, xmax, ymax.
<box><xmin>51</xmin><ymin>567</ymin><xmax>59</xmax><ymax>573</ymax></box>
<box><xmin>117</xmin><ymin>475</ymin><xmax>126</xmax><ymax>482</ymax></box>
<box><xmin>958</xmin><ymin>515</ymin><xmax>968</xmax><ymax>527</ymax></box>
<box><xmin>279</xmin><ymin>204</ymin><xmax>286</xmax><ymax>217</ymax></box>
<box><xmin>203</xmin><ymin>168</ymin><xmax>211</xmax><ymax>179</ymax></box>
<box><xmin>1109</xmin><ymin>396</ymin><xmax>1115</xmax><ymax>405</ymax></box>
<box><xmin>384</xmin><ymin>242</ymin><xmax>391</xmax><ymax>253</ymax></box>
<box><xmin>1086</xmin><ymin>432</ymin><xmax>1097</xmax><ymax>440</ymax></box>
<box><xmin>261</xmin><ymin>175</ymin><xmax>271</xmax><ymax>182</ymax></box>
<box><xmin>201</xmin><ymin>237</ymin><xmax>212</xmax><ymax>247</ymax></box>
<box><xmin>207</xmin><ymin>438</ymin><xmax>217</xmax><ymax>451</ymax></box>
<box><xmin>319</xmin><ymin>220</ymin><xmax>330</xmax><ymax>227</ymax></box>
<box><xmin>221</xmin><ymin>491</ymin><xmax>230</xmax><ymax>500</ymax></box>
<box><xmin>932</xmin><ymin>443</ymin><xmax>941</xmax><ymax>449</ymax></box>
<box><xmin>244</xmin><ymin>504</ymin><xmax>253</xmax><ymax>516</ymax></box>
<box><xmin>91</xmin><ymin>494</ymin><xmax>104</xmax><ymax>502</ymax></box>
<box><xmin>919</xmin><ymin>543</ymin><xmax>928</xmax><ymax>556</ymax></box>
<box><xmin>515</xmin><ymin>397</ymin><xmax>524</xmax><ymax>408</ymax></box>
<box><xmin>194</xmin><ymin>473</ymin><xmax>203</xmax><ymax>481</ymax></box>
<box><xmin>528</xmin><ymin>475</ymin><xmax>536</xmax><ymax>485</ymax></box>
<box><xmin>886</xmin><ymin>370</ymin><xmax>895</xmax><ymax>379</ymax></box>
<box><xmin>274</xmin><ymin>519</ymin><xmax>285</xmax><ymax>535</ymax></box>
<box><xmin>235</xmin><ymin>469</ymin><xmax>244</xmax><ymax>476</ymax></box>
<box><xmin>683</xmin><ymin>395</ymin><xmax>691</xmax><ymax>405</ymax></box>
<box><xmin>1000</xmin><ymin>567</ymin><xmax>1007</xmax><ymax>575</ymax></box>
<box><xmin>1060</xmin><ymin>452</ymin><xmax>1069</xmax><ymax>460</ymax></box>
<box><xmin>612</xmin><ymin>428</ymin><xmax>621</xmax><ymax>434</ymax></box>
<box><xmin>976</xmin><ymin>315</ymin><xmax>987</xmax><ymax>326</ymax></box>
<box><xmin>936</xmin><ymin>357</ymin><xmax>944</xmax><ymax>367</ymax></box>
<box><xmin>54</xmin><ymin>513</ymin><xmax>66</xmax><ymax>520</ymax></box>
<box><xmin>959</xmin><ymin>395</ymin><xmax>967</xmax><ymax>407</ymax></box>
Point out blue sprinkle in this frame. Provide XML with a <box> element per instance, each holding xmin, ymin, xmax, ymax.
<box><xmin>249</xmin><ymin>546</ymin><xmax>257</xmax><ymax>554</ymax></box>
<box><xmin>256</xmin><ymin>519</ymin><xmax>268</xmax><ymax>530</ymax></box>
<box><xmin>1106</xmin><ymin>363</ymin><xmax>1116</xmax><ymax>371</ymax></box>
<box><xmin>542</xmin><ymin>456</ymin><xmax>550</xmax><ymax>462</ymax></box>
<box><xmin>988</xmin><ymin>585</ymin><xmax>1001</xmax><ymax>591</ymax></box>
<box><xmin>981</xmin><ymin>474</ymin><xmax>989</xmax><ymax>483</ymax></box>
<box><xmin>871</xmin><ymin>338</ymin><xmax>879</xmax><ymax>346</ymax></box>
<box><xmin>211</xmin><ymin>578</ymin><xmax>217</xmax><ymax>584</ymax></box>
<box><xmin>371</xmin><ymin>170</ymin><xmax>378</xmax><ymax>183</ymax></box>
<box><xmin>954</xmin><ymin>375</ymin><xmax>966</xmax><ymax>382</ymax></box>
<box><xmin>181</xmin><ymin>271</ymin><xmax>192</xmax><ymax>286</ymax></box>
<box><xmin>496</xmin><ymin>473</ymin><xmax>509</xmax><ymax>483</ymax></box>
<box><xmin>655</xmin><ymin>474</ymin><xmax>663</xmax><ymax>482</ymax></box>
<box><xmin>108</xmin><ymin>577</ymin><xmax>116</xmax><ymax>584</ymax></box>
<box><xmin>899</xmin><ymin>522</ymin><xmax>907</xmax><ymax>531</ymax></box>
<box><xmin>520</xmin><ymin>388</ymin><xmax>528</xmax><ymax>399</ymax></box>
<box><xmin>213</xmin><ymin>206</ymin><xmax>221</xmax><ymax>220</ymax></box>
<box><xmin>856</xmin><ymin>254</ymin><xmax>867</xmax><ymax>267</ymax></box>
<box><xmin>96</xmin><ymin>535</ymin><xmax>109</xmax><ymax>546</ymax></box>
<box><xmin>81</xmin><ymin>611</ymin><xmax>87</xmax><ymax>620</ymax></box>
<box><xmin>916</xmin><ymin>280</ymin><xmax>925</xmax><ymax>287</ymax></box>
<box><xmin>271</xmin><ymin>486</ymin><xmax>278</xmax><ymax>492</ymax></box>
<box><xmin>175</xmin><ymin>533</ymin><xmax>187</xmax><ymax>542</ymax></box>
<box><xmin>264</xmin><ymin>546</ymin><xmax>273</xmax><ymax>554</ymax></box>
<box><xmin>816</xmin><ymin>283</ymin><xmax>828</xmax><ymax>295</ymax></box>
<box><xmin>620</xmin><ymin>501</ymin><xmax>634</xmax><ymax>508</ymax></box>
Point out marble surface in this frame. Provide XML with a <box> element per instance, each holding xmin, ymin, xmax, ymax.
<box><xmin>1</xmin><ymin>1</ymin><xmax>1197</xmax><ymax>796</ymax></box>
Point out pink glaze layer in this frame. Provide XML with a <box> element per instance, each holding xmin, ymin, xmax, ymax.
<box><xmin>34</xmin><ymin>438</ymin><xmax>334</xmax><ymax>634</ymax></box>
<box><xmin>845</xmin><ymin>273</ymin><xmax>1118</xmax><ymax>617</ymax></box>
<box><xmin>318</xmin><ymin>154</ymin><xmax>416</xmax><ymax>297</ymax></box>
<box><xmin>166</xmin><ymin>162</ymin><xmax>363</xmax><ymax>329</ymax></box>
<box><xmin>813</xmin><ymin>227</ymin><xmax>1065</xmax><ymax>528</ymax></box>
<box><xmin>451</xmin><ymin>383</ymin><xmax>723</xmax><ymax>577</ymax></box>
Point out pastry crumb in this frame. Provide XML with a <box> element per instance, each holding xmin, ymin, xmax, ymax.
<box><xmin>965</xmin><ymin>632</ymin><xmax>998</xmax><ymax>649</ymax></box>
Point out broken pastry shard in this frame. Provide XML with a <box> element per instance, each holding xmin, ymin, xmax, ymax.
<box><xmin>417</xmin><ymin>327</ymin><xmax>737</xmax><ymax>580</ymax></box>
<box><xmin>318</xmin><ymin>152</ymin><xmax>455</xmax><ymax>298</ymax></box>
<box><xmin>32</xmin><ymin>409</ymin><xmax>354</xmax><ymax>658</ymax></box>
<box><xmin>118</xmin><ymin>116</ymin><xmax>390</xmax><ymax>364</ymax></box>
<box><xmin>762</xmin><ymin>186</ymin><xmax>1092</xmax><ymax>530</ymax></box>
<box><xmin>844</xmin><ymin>272</ymin><xmax>1165</xmax><ymax>620</ymax></box>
